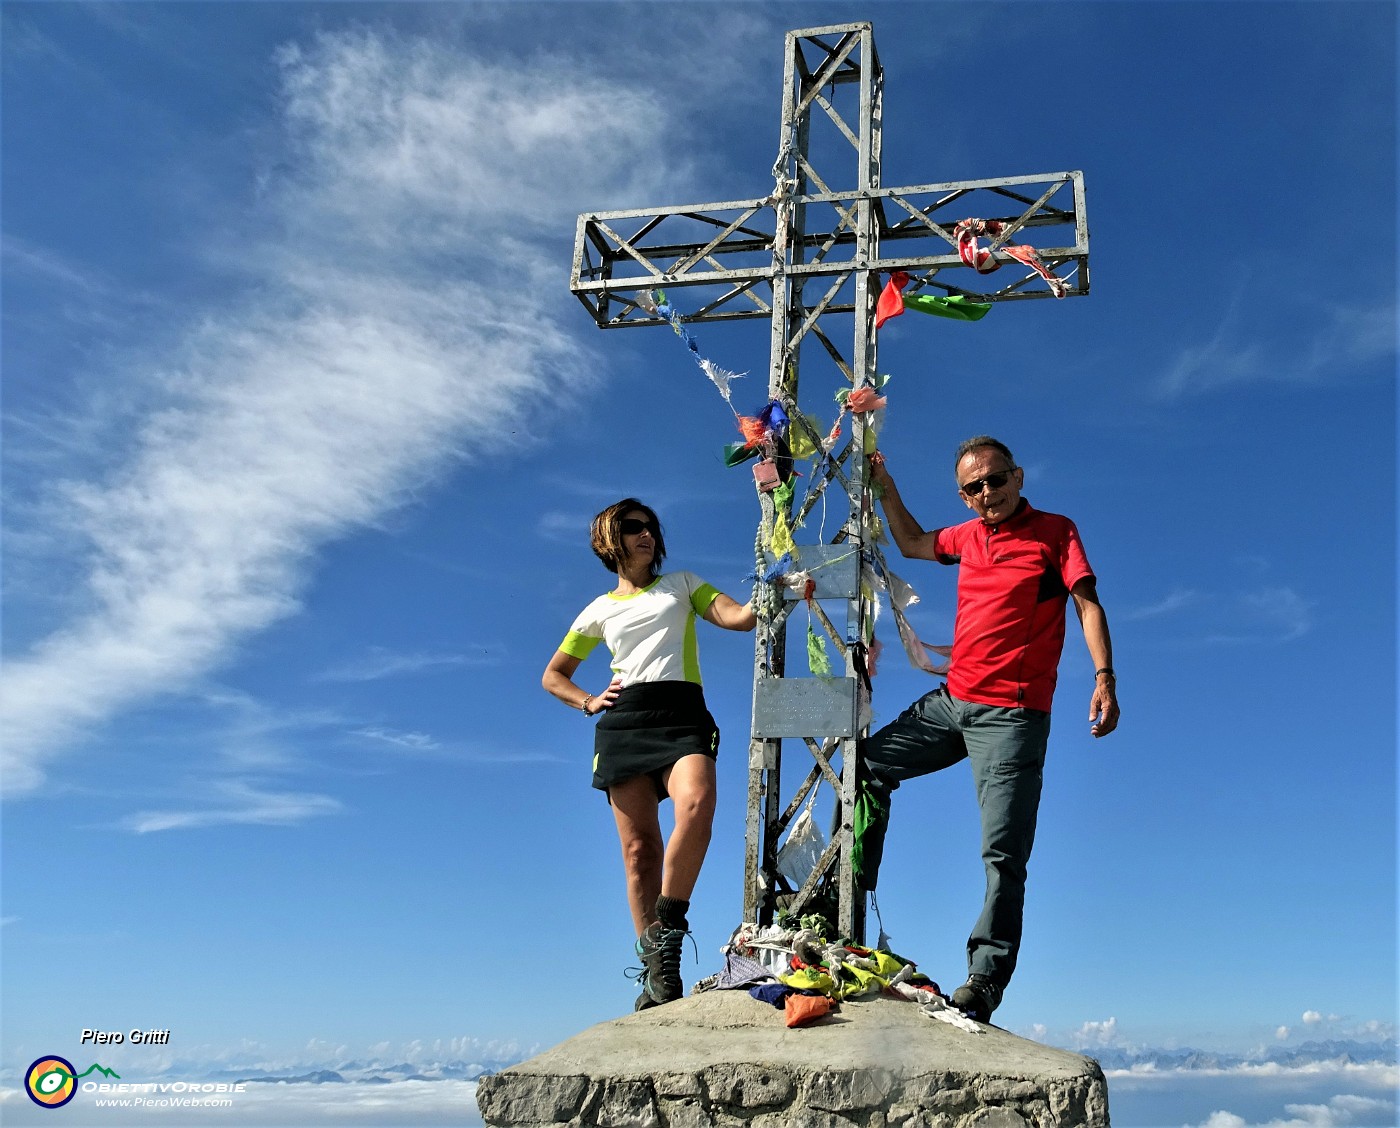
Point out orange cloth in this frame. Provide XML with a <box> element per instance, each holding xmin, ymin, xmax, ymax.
<box><xmin>737</xmin><ymin>415</ymin><xmax>768</xmax><ymax>448</ymax></box>
<box><xmin>784</xmin><ymin>993</ymin><xmax>835</xmax><ymax>1027</ymax></box>
<box><xmin>846</xmin><ymin>387</ymin><xmax>887</xmax><ymax>414</ymax></box>
<box><xmin>874</xmin><ymin>271</ymin><xmax>910</xmax><ymax>328</ymax></box>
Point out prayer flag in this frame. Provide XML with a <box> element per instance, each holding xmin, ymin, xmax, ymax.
<box><xmin>807</xmin><ymin>624</ymin><xmax>833</xmax><ymax>678</ymax></box>
<box><xmin>874</xmin><ymin>271</ymin><xmax>910</xmax><ymax>328</ymax></box>
<box><xmin>901</xmin><ymin>293</ymin><xmax>993</xmax><ymax>322</ymax></box>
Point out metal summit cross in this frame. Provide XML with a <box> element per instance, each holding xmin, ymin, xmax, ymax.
<box><xmin>569</xmin><ymin>22</ymin><xmax>1089</xmax><ymax>943</ymax></box>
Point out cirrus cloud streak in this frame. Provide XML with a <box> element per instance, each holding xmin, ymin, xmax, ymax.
<box><xmin>1</xmin><ymin>27</ymin><xmax>685</xmax><ymax>798</ymax></box>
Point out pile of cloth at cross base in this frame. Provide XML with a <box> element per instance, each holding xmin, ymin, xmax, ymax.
<box><xmin>690</xmin><ymin>919</ymin><xmax>982</xmax><ymax>1033</ymax></box>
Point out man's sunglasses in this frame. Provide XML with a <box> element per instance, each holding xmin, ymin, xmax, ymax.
<box><xmin>620</xmin><ymin>518</ymin><xmax>659</xmax><ymax>536</ymax></box>
<box><xmin>959</xmin><ymin>469</ymin><xmax>1016</xmax><ymax>497</ymax></box>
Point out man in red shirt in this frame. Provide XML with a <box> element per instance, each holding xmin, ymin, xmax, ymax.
<box><xmin>864</xmin><ymin>435</ymin><xmax>1119</xmax><ymax>1023</ymax></box>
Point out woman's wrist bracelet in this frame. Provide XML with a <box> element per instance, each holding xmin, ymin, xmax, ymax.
<box><xmin>580</xmin><ymin>694</ymin><xmax>594</xmax><ymax>715</ymax></box>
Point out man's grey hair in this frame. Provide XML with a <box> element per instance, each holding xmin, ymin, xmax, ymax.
<box><xmin>953</xmin><ymin>435</ymin><xmax>1016</xmax><ymax>473</ymax></box>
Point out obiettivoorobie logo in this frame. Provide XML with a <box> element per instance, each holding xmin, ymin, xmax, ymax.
<box><xmin>24</xmin><ymin>1057</ymin><xmax>120</xmax><ymax>1109</ymax></box>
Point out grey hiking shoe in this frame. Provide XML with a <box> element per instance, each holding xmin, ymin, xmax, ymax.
<box><xmin>631</xmin><ymin>921</ymin><xmax>687</xmax><ymax>1008</ymax></box>
<box><xmin>951</xmin><ymin>974</ymin><xmax>1004</xmax><ymax>1023</ymax></box>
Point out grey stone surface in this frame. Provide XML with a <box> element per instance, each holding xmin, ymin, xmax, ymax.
<box><xmin>475</xmin><ymin>991</ymin><xmax>1109</xmax><ymax>1127</ymax></box>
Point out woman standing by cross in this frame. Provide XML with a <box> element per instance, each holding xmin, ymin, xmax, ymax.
<box><xmin>543</xmin><ymin>498</ymin><xmax>756</xmax><ymax>1010</ymax></box>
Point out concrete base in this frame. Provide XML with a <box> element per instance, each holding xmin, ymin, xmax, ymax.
<box><xmin>477</xmin><ymin>990</ymin><xmax>1109</xmax><ymax>1127</ymax></box>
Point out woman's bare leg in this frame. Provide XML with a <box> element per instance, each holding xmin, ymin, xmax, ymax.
<box><xmin>658</xmin><ymin>754</ymin><xmax>717</xmax><ymax>901</ymax></box>
<box><xmin>608</xmin><ymin>774</ymin><xmax>665</xmax><ymax>936</ymax></box>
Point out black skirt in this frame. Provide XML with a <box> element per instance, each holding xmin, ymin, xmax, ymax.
<box><xmin>592</xmin><ymin>681</ymin><xmax>719</xmax><ymax>792</ymax></box>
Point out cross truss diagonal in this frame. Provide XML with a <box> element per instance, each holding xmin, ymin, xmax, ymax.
<box><xmin>568</xmin><ymin>21</ymin><xmax>1089</xmax><ymax>943</ymax></box>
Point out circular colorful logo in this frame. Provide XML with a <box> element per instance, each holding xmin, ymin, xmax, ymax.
<box><xmin>25</xmin><ymin>1056</ymin><xmax>77</xmax><ymax>1109</ymax></box>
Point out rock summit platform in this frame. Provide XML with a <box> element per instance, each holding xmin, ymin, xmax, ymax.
<box><xmin>477</xmin><ymin>989</ymin><xmax>1109</xmax><ymax>1127</ymax></box>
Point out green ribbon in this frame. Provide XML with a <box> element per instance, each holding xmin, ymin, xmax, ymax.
<box><xmin>902</xmin><ymin>293</ymin><xmax>992</xmax><ymax>321</ymax></box>
<box><xmin>852</xmin><ymin>779</ymin><xmax>890</xmax><ymax>892</ymax></box>
<box><xmin>807</xmin><ymin>624</ymin><xmax>832</xmax><ymax>678</ymax></box>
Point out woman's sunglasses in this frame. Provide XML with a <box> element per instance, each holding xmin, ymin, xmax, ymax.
<box><xmin>620</xmin><ymin>518</ymin><xmax>658</xmax><ymax>536</ymax></box>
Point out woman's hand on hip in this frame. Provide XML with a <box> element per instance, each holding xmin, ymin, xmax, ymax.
<box><xmin>588</xmin><ymin>676</ymin><xmax>624</xmax><ymax>715</ymax></box>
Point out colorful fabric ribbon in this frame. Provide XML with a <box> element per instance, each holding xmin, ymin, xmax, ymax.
<box><xmin>891</xmin><ymin>608</ymin><xmax>952</xmax><ymax>676</ymax></box>
<box><xmin>846</xmin><ymin>386</ymin><xmax>887</xmax><ymax>414</ymax></box>
<box><xmin>737</xmin><ymin>415</ymin><xmax>769</xmax><ymax>448</ymax></box>
<box><xmin>770</xmin><ymin>508</ymin><xmax>795</xmax><ymax>557</ymax></box>
<box><xmin>903</xmin><ymin>292</ymin><xmax>992</xmax><ymax>321</ymax></box>
<box><xmin>866</xmin><ymin>557</ymin><xmax>952</xmax><ymax>675</ymax></box>
<box><xmin>807</xmin><ymin>623</ymin><xmax>833</xmax><ymax>678</ymax></box>
<box><xmin>785</xmin><ymin>993</ymin><xmax>835</xmax><ymax>1027</ymax></box>
<box><xmin>643</xmin><ymin>289</ymin><xmax>750</xmax><ymax>408</ymax></box>
<box><xmin>876</xmin><ymin>271</ymin><xmax>994</xmax><ymax>326</ymax></box>
<box><xmin>953</xmin><ymin>218</ymin><xmax>1069</xmax><ymax>298</ymax></box>
<box><xmin>875</xmin><ymin>271</ymin><xmax>911</xmax><ymax>327</ymax></box>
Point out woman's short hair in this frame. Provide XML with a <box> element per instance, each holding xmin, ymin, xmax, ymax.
<box><xmin>590</xmin><ymin>498</ymin><xmax>666</xmax><ymax>576</ymax></box>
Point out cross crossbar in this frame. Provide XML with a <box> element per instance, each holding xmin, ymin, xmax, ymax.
<box><xmin>571</xmin><ymin>171</ymin><xmax>1088</xmax><ymax>328</ymax></box>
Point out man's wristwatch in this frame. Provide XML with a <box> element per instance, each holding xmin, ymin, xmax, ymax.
<box><xmin>1094</xmin><ymin>667</ymin><xmax>1115</xmax><ymax>679</ymax></box>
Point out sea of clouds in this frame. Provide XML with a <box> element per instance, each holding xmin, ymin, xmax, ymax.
<box><xmin>4</xmin><ymin>1043</ymin><xmax>1394</xmax><ymax>1128</ymax></box>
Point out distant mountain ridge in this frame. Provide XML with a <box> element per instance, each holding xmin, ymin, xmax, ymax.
<box><xmin>215</xmin><ymin>1037</ymin><xmax>1399</xmax><ymax>1086</ymax></box>
<box><xmin>232</xmin><ymin>1056</ymin><xmax>522</xmax><ymax>1085</ymax></box>
<box><xmin>1085</xmin><ymin>1037</ymin><xmax>1397</xmax><ymax>1072</ymax></box>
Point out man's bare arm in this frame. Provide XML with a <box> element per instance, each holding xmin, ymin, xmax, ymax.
<box><xmin>1071</xmin><ymin>578</ymin><xmax>1119</xmax><ymax>738</ymax></box>
<box><xmin>870</xmin><ymin>454</ymin><xmax>941</xmax><ymax>560</ymax></box>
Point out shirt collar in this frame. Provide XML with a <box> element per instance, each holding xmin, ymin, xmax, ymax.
<box><xmin>983</xmin><ymin>497</ymin><xmax>1032</xmax><ymax>529</ymax></box>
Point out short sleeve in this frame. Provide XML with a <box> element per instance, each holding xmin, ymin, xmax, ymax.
<box><xmin>559</xmin><ymin>601</ymin><xmax>605</xmax><ymax>660</ymax></box>
<box><xmin>671</xmin><ymin>571</ymin><xmax>720</xmax><ymax>616</ymax></box>
<box><xmin>931</xmin><ymin>524</ymin><xmax>965</xmax><ymax>564</ymax></box>
<box><xmin>558</xmin><ymin>630</ymin><xmax>602</xmax><ymax>660</ymax></box>
<box><xmin>1058</xmin><ymin>519</ymin><xmax>1095</xmax><ymax>591</ymax></box>
<box><xmin>690</xmin><ymin>581</ymin><xmax>721</xmax><ymax>616</ymax></box>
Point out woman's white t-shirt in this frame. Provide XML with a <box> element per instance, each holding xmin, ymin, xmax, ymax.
<box><xmin>558</xmin><ymin>572</ymin><xmax>720</xmax><ymax>685</ymax></box>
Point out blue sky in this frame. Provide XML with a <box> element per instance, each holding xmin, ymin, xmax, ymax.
<box><xmin>1</xmin><ymin>3</ymin><xmax>1395</xmax><ymax>1127</ymax></box>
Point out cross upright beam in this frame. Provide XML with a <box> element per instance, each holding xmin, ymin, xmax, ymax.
<box><xmin>569</xmin><ymin>21</ymin><xmax>1089</xmax><ymax>943</ymax></box>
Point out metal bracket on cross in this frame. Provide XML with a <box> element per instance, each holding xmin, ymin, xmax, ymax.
<box><xmin>569</xmin><ymin>21</ymin><xmax>1090</xmax><ymax>943</ymax></box>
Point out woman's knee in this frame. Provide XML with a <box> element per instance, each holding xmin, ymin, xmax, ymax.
<box><xmin>673</xmin><ymin>787</ymin><xmax>716</xmax><ymax>827</ymax></box>
<box><xmin>621</xmin><ymin>831</ymin><xmax>664</xmax><ymax>873</ymax></box>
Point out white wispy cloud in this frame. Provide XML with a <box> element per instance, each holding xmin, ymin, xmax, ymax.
<box><xmin>80</xmin><ymin>689</ymin><xmax>367</xmax><ymax>836</ymax></box>
<box><xmin>537</xmin><ymin>509</ymin><xmax>592</xmax><ymax>544</ymax></box>
<box><xmin>351</xmin><ymin>727</ymin><xmax>442</xmax><ymax>752</ymax></box>
<box><xmin>317</xmin><ymin>647</ymin><xmax>491</xmax><ymax>683</ymax></box>
<box><xmin>1131</xmin><ymin>579</ymin><xmax>1316</xmax><ymax>646</ymax></box>
<box><xmin>1243</xmin><ymin>587</ymin><xmax>1314</xmax><ymax>641</ymax></box>
<box><xmin>0</xmin><ymin>1079</ymin><xmax>486</xmax><ymax>1126</ymax></box>
<box><xmin>1071</xmin><ymin>1016</ymin><xmax>1121</xmax><ymax>1050</ymax></box>
<box><xmin>1156</xmin><ymin>294</ymin><xmax>1264</xmax><ymax>400</ymax></box>
<box><xmin>1111</xmin><ymin>1061</ymin><xmax>1399</xmax><ymax>1128</ymax></box>
<box><xmin>3</xmin><ymin>234</ymin><xmax>111</xmax><ymax>296</ymax></box>
<box><xmin>349</xmin><ymin>726</ymin><xmax>566</xmax><ymax>767</ymax></box>
<box><xmin>1122</xmin><ymin>585</ymin><xmax>1200</xmax><ymax>622</ymax></box>
<box><xmin>1187</xmin><ymin>1091</ymin><xmax>1396</xmax><ymax>1128</ymax></box>
<box><xmin>1206</xmin><ymin>586</ymin><xmax>1315</xmax><ymax>645</ymax></box>
<box><xmin>1</xmin><ymin>27</ymin><xmax>688</xmax><ymax>797</ymax></box>
<box><xmin>1155</xmin><ymin>286</ymin><xmax>1395</xmax><ymax>401</ymax></box>
<box><xmin>117</xmin><ymin>780</ymin><xmax>343</xmax><ymax>834</ymax></box>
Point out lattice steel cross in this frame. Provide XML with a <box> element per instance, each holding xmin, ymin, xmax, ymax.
<box><xmin>569</xmin><ymin>21</ymin><xmax>1089</xmax><ymax>942</ymax></box>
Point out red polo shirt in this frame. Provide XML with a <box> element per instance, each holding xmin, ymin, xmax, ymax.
<box><xmin>932</xmin><ymin>499</ymin><xmax>1094</xmax><ymax>713</ymax></box>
